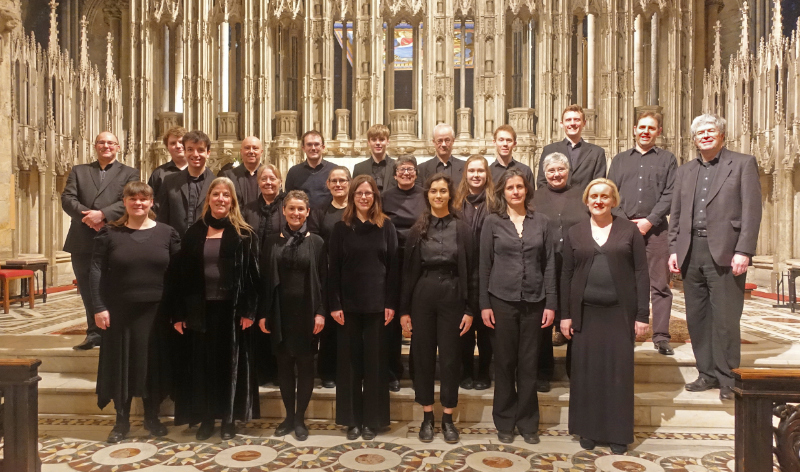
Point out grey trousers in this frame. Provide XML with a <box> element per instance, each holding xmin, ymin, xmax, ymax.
<box><xmin>644</xmin><ymin>223</ymin><xmax>673</xmax><ymax>343</ymax></box>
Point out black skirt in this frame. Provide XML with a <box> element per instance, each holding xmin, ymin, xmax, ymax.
<box><xmin>568</xmin><ymin>304</ymin><xmax>635</xmax><ymax>445</ymax></box>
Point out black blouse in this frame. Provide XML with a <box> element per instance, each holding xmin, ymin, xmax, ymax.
<box><xmin>532</xmin><ymin>185</ymin><xmax>588</xmax><ymax>254</ymax></box>
<box><xmin>420</xmin><ymin>215</ymin><xmax>458</xmax><ymax>268</ymax></box>
<box><xmin>382</xmin><ymin>185</ymin><xmax>426</xmax><ymax>249</ymax></box>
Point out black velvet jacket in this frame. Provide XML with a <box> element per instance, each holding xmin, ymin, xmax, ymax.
<box><xmin>400</xmin><ymin>218</ymin><xmax>478</xmax><ymax>317</ymax></box>
<box><xmin>168</xmin><ymin>217</ymin><xmax>260</xmax><ymax>331</ymax></box>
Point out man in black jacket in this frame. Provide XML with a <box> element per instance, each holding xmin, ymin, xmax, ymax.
<box><xmin>353</xmin><ymin>124</ymin><xmax>396</xmax><ymax>192</ymax></box>
<box><xmin>537</xmin><ymin>105</ymin><xmax>606</xmax><ymax>191</ymax></box>
<box><xmin>156</xmin><ymin>130</ymin><xmax>215</xmax><ymax>238</ymax></box>
<box><xmin>219</xmin><ymin>136</ymin><xmax>263</xmax><ymax>206</ymax></box>
<box><xmin>61</xmin><ymin>131</ymin><xmax>140</xmax><ymax>350</ymax></box>
<box><xmin>416</xmin><ymin>123</ymin><xmax>465</xmax><ymax>187</ymax></box>
<box><xmin>148</xmin><ymin>126</ymin><xmax>187</xmax><ymax>209</ymax></box>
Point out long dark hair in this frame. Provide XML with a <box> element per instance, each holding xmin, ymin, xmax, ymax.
<box><xmin>342</xmin><ymin>175</ymin><xmax>388</xmax><ymax>227</ymax></box>
<box><xmin>411</xmin><ymin>173</ymin><xmax>458</xmax><ymax>240</ymax></box>
<box><xmin>492</xmin><ymin>168</ymin><xmax>535</xmax><ymax>214</ymax></box>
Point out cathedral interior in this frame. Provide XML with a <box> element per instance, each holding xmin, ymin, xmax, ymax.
<box><xmin>0</xmin><ymin>0</ymin><xmax>798</xmax><ymax>290</ymax></box>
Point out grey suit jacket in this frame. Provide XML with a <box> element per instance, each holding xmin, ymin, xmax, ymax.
<box><xmin>61</xmin><ymin>160</ymin><xmax>140</xmax><ymax>254</ymax></box>
<box><xmin>668</xmin><ymin>147</ymin><xmax>762</xmax><ymax>269</ymax></box>
<box><xmin>353</xmin><ymin>156</ymin><xmax>397</xmax><ymax>191</ymax></box>
<box><xmin>156</xmin><ymin>168</ymin><xmax>216</xmax><ymax>238</ymax></box>
<box><xmin>537</xmin><ymin>139</ymin><xmax>607</xmax><ymax>191</ymax></box>
<box><xmin>416</xmin><ymin>155</ymin><xmax>465</xmax><ymax>187</ymax></box>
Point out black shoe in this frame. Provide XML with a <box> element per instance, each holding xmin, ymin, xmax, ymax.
<box><xmin>579</xmin><ymin>437</ymin><xmax>595</xmax><ymax>450</ymax></box>
<box><xmin>522</xmin><ymin>432</ymin><xmax>540</xmax><ymax>444</ymax></box>
<box><xmin>497</xmin><ymin>430</ymin><xmax>514</xmax><ymax>443</ymax></box>
<box><xmin>143</xmin><ymin>418</ymin><xmax>167</xmax><ymax>437</ymax></box>
<box><xmin>346</xmin><ymin>425</ymin><xmax>361</xmax><ymax>440</ymax></box>
<box><xmin>442</xmin><ymin>422</ymin><xmax>459</xmax><ymax>444</ymax></box>
<box><xmin>275</xmin><ymin>419</ymin><xmax>294</xmax><ymax>436</ymax></box>
<box><xmin>388</xmin><ymin>380</ymin><xmax>401</xmax><ymax>392</ymax></box>
<box><xmin>610</xmin><ymin>443</ymin><xmax>627</xmax><ymax>454</ymax></box>
<box><xmin>460</xmin><ymin>378</ymin><xmax>474</xmax><ymax>390</ymax></box>
<box><xmin>536</xmin><ymin>379</ymin><xmax>551</xmax><ymax>392</ymax></box>
<box><xmin>220</xmin><ymin>422</ymin><xmax>236</xmax><ymax>440</ymax></box>
<box><xmin>294</xmin><ymin>422</ymin><xmax>309</xmax><ymax>441</ymax></box>
<box><xmin>106</xmin><ymin>422</ymin><xmax>130</xmax><ymax>443</ymax></box>
<box><xmin>196</xmin><ymin>421</ymin><xmax>214</xmax><ymax>440</ymax></box>
<box><xmin>655</xmin><ymin>340</ymin><xmax>675</xmax><ymax>356</ymax></box>
<box><xmin>719</xmin><ymin>385</ymin><xmax>735</xmax><ymax>400</ymax></box>
<box><xmin>685</xmin><ymin>377</ymin><xmax>720</xmax><ymax>392</ymax></box>
<box><xmin>418</xmin><ymin>419</ymin><xmax>434</xmax><ymax>442</ymax></box>
<box><xmin>322</xmin><ymin>379</ymin><xmax>336</xmax><ymax>388</ymax></box>
<box><xmin>473</xmin><ymin>379</ymin><xmax>490</xmax><ymax>390</ymax></box>
<box><xmin>73</xmin><ymin>336</ymin><xmax>100</xmax><ymax>350</ymax></box>
<box><xmin>362</xmin><ymin>426</ymin><xmax>376</xmax><ymax>440</ymax></box>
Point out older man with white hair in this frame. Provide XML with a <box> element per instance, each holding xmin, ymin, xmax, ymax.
<box><xmin>667</xmin><ymin>114</ymin><xmax>762</xmax><ymax>401</ymax></box>
<box><xmin>416</xmin><ymin>123</ymin><xmax>465</xmax><ymax>186</ymax></box>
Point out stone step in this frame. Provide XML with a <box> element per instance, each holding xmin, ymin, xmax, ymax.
<box><xmin>37</xmin><ymin>371</ymin><xmax>734</xmax><ymax>428</ymax></box>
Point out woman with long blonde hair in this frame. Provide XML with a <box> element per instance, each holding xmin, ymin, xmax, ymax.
<box><xmin>170</xmin><ymin>177</ymin><xmax>260</xmax><ymax>441</ymax></box>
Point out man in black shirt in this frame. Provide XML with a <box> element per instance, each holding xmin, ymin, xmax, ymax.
<box><xmin>417</xmin><ymin>123</ymin><xmax>465</xmax><ymax>186</ymax></box>
<box><xmin>219</xmin><ymin>136</ymin><xmax>263</xmax><ymax>206</ymax></box>
<box><xmin>608</xmin><ymin>111</ymin><xmax>678</xmax><ymax>356</ymax></box>
<box><xmin>285</xmin><ymin>130</ymin><xmax>336</xmax><ymax>210</ymax></box>
<box><xmin>537</xmin><ymin>105</ymin><xmax>606</xmax><ymax>190</ymax></box>
<box><xmin>353</xmin><ymin>124</ymin><xmax>396</xmax><ymax>192</ymax></box>
<box><xmin>148</xmin><ymin>127</ymin><xmax>187</xmax><ymax>209</ymax></box>
<box><xmin>156</xmin><ymin>130</ymin><xmax>215</xmax><ymax>237</ymax></box>
<box><xmin>490</xmin><ymin>125</ymin><xmax>535</xmax><ymax>186</ymax></box>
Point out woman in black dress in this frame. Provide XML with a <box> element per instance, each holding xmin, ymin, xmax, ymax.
<box><xmin>243</xmin><ymin>164</ymin><xmax>285</xmax><ymax>386</ymax></box>
<box><xmin>91</xmin><ymin>181</ymin><xmax>180</xmax><ymax>443</ymax></box>
<box><xmin>308</xmin><ymin>165</ymin><xmax>350</xmax><ymax>388</ymax></box>
<box><xmin>259</xmin><ymin>190</ymin><xmax>326</xmax><ymax>441</ymax></box>
<box><xmin>400</xmin><ymin>173</ymin><xmax>475</xmax><ymax>444</ymax></box>
<box><xmin>532</xmin><ymin>152</ymin><xmax>589</xmax><ymax>390</ymax></box>
<box><xmin>171</xmin><ymin>177</ymin><xmax>260</xmax><ymax>441</ymax></box>
<box><xmin>328</xmin><ymin>174</ymin><xmax>399</xmax><ymax>441</ymax></box>
<box><xmin>560</xmin><ymin>178</ymin><xmax>649</xmax><ymax>454</ymax></box>
<box><xmin>480</xmin><ymin>168</ymin><xmax>556</xmax><ymax>445</ymax></box>
<box><xmin>453</xmin><ymin>155</ymin><xmax>495</xmax><ymax>391</ymax></box>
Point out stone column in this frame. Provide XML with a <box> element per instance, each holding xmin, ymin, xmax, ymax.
<box><xmin>175</xmin><ymin>25</ymin><xmax>184</xmax><ymax>113</ymax></box>
<box><xmin>457</xmin><ymin>108</ymin><xmax>471</xmax><ymax>139</ymax></box>
<box><xmin>162</xmin><ymin>25</ymin><xmax>170</xmax><ymax>112</ymax></box>
<box><xmin>459</xmin><ymin>19</ymin><xmax>466</xmax><ymax>111</ymax></box>
<box><xmin>0</xmin><ymin>0</ymin><xmax>20</xmax><ymax>259</ymax></box>
<box><xmin>221</xmin><ymin>21</ymin><xmax>230</xmax><ymax>112</ymax></box>
<box><xmin>413</xmin><ymin>23</ymin><xmax>421</xmax><ymax>138</ymax></box>
<box><xmin>386</xmin><ymin>23</ymin><xmax>395</xmax><ymax>122</ymax></box>
<box><xmin>341</xmin><ymin>21</ymin><xmax>348</xmax><ymax>107</ymax></box>
<box><xmin>587</xmin><ymin>13</ymin><xmax>595</xmax><ymax>110</ymax></box>
<box><xmin>650</xmin><ymin>11</ymin><xmax>659</xmax><ymax>106</ymax></box>
<box><xmin>633</xmin><ymin>14</ymin><xmax>643</xmax><ymax>105</ymax></box>
<box><xmin>576</xmin><ymin>15</ymin><xmax>584</xmax><ymax>106</ymax></box>
<box><xmin>335</xmin><ymin>109</ymin><xmax>350</xmax><ymax>140</ymax></box>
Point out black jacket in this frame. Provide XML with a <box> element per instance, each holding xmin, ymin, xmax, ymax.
<box><xmin>156</xmin><ymin>168</ymin><xmax>215</xmax><ymax>237</ymax></box>
<box><xmin>400</xmin><ymin>218</ymin><xmax>477</xmax><ymax>317</ymax></box>
<box><xmin>560</xmin><ymin>217</ymin><xmax>649</xmax><ymax>335</ymax></box>
<box><xmin>537</xmin><ymin>139</ymin><xmax>606</xmax><ymax>191</ymax></box>
<box><xmin>168</xmin><ymin>218</ymin><xmax>260</xmax><ymax>332</ymax></box>
<box><xmin>353</xmin><ymin>156</ymin><xmax>397</xmax><ymax>191</ymax></box>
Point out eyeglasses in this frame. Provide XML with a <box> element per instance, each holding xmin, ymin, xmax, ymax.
<box><xmin>695</xmin><ymin>128</ymin><xmax>719</xmax><ymax>137</ymax></box>
<box><xmin>328</xmin><ymin>179</ymin><xmax>349</xmax><ymax>185</ymax></box>
<box><xmin>355</xmin><ymin>191</ymin><xmax>374</xmax><ymax>198</ymax></box>
<box><xmin>95</xmin><ymin>141</ymin><xmax>118</xmax><ymax>147</ymax></box>
<box><xmin>545</xmin><ymin>168</ymin><xmax>568</xmax><ymax>175</ymax></box>
<box><xmin>434</xmin><ymin>138</ymin><xmax>453</xmax><ymax>145</ymax></box>
<box><xmin>396</xmin><ymin>167</ymin><xmax>416</xmax><ymax>175</ymax></box>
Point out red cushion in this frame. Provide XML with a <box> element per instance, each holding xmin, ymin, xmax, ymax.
<box><xmin>744</xmin><ymin>283</ymin><xmax>757</xmax><ymax>290</ymax></box>
<box><xmin>0</xmin><ymin>269</ymin><xmax>35</xmax><ymax>278</ymax></box>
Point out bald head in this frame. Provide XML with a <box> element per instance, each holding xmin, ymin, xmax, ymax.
<box><xmin>240</xmin><ymin>136</ymin><xmax>263</xmax><ymax>173</ymax></box>
<box><xmin>94</xmin><ymin>131</ymin><xmax>119</xmax><ymax>167</ymax></box>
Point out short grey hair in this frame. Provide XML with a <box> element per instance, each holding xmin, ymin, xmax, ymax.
<box><xmin>690</xmin><ymin>114</ymin><xmax>727</xmax><ymax>137</ymax></box>
<box><xmin>432</xmin><ymin>123</ymin><xmax>455</xmax><ymax>139</ymax></box>
<box><xmin>541</xmin><ymin>152</ymin><xmax>570</xmax><ymax>172</ymax></box>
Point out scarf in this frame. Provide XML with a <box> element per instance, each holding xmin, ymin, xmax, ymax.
<box><xmin>204</xmin><ymin>212</ymin><xmax>231</xmax><ymax>229</ymax></box>
<box><xmin>281</xmin><ymin>222</ymin><xmax>308</xmax><ymax>247</ymax></box>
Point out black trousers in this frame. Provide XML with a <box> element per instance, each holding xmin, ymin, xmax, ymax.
<box><xmin>277</xmin><ymin>352</ymin><xmax>315</xmax><ymax>423</ymax></box>
<box><xmin>72</xmin><ymin>254</ymin><xmax>100</xmax><ymax>338</ymax></box>
<box><xmin>490</xmin><ymin>295</ymin><xmax>544</xmax><ymax>434</ymax></box>
<box><xmin>387</xmin><ymin>252</ymin><xmax>406</xmax><ymax>382</ymax></box>
<box><xmin>644</xmin><ymin>223</ymin><xmax>673</xmax><ymax>343</ymax></box>
<box><xmin>682</xmin><ymin>236</ymin><xmax>746</xmax><ymax>388</ymax></box>
<box><xmin>317</xmin><ymin>314</ymin><xmax>338</xmax><ymax>382</ymax></box>
<box><xmin>461</xmin><ymin>309</ymin><xmax>493</xmax><ymax>382</ymax></box>
<box><xmin>537</xmin><ymin>325</ymin><xmax>554</xmax><ymax>381</ymax></box>
<box><xmin>411</xmin><ymin>272</ymin><xmax>463</xmax><ymax>408</ymax></box>
<box><xmin>336</xmin><ymin>312</ymin><xmax>390</xmax><ymax>429</ymax></box>
<box><xmin>253</xmin><ymin>330</ymin><xmax>277</xmax><ymax>385</ymax></box>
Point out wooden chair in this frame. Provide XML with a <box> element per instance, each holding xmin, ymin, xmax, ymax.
<box><xmin>0</xmin><ymin>269</ymin><xmax>35</xmax><ymax>314</ymax></box>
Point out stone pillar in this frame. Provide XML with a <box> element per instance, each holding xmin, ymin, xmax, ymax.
<box><xmin>175</xmin><ymin>25</ymin><xmax>184</xmax><ymax>113</ymax></box>
<box><xmin>385</xmin><ymin>23</ymin><xmax>395</xmax><ymax>122</ymax></box>
<box><xmin>275</xmin><ymin>110</ymin><xmax>299</xmax><ymax>138</ymax></box>
<box><xmin>633</xmin><ymin>14</ymin><xmax>643</xmax><ymax>105</ymax></box>
<box><xmin>587</xmin><ymin>13</ymin><xmax>595</xmax><ymax>110</ymax></box>
<box><xmin>162</xmin><ymin>25</ymin><xmax>170</xmax><ymax>112</ymax></box>
<box><xmin>576</xmin><ymin>15</ymin><xmax>584</xmax><ymax>106</ymax></box>
<box><xmin>221</xmin><ymin>21</ymin><xmax>230</xmax><ymax>112</ymax></box>
<box><xmin>217</xmin><ymin>112</ymin><xmax>239</xmax><ymax>140</ymax></box>
<box><xmin>341</xmin><ymin>21</ymin><xmax>348</xmax><ymax>107</ymax></box>
<box><xmin>459</xmin><ymin>19</ymin><xmax>466</xmax><ymax>111</ymax></box>
<box><xmin>457</xmin><ymin>108</ymin><xmax>471</xmax><ymax>139</ymax></box>
<box><xmin>413</xmin><ymin>23</ymin><xmax>421</xmax><ymax>138</ymax></box>
<box><xmin>335</xmin><ymin>109</ymin><xmax>350</xmax><ymax>140</ymax></box>
<box><xmin>650</xmin><ymin>11</ymin><xmax>659</xmax><ymax>106</ymax></box>
<box><xmin>388</xmin><ymin>109</ymin><xmax>417</xmax><ymax>139</ymax></box>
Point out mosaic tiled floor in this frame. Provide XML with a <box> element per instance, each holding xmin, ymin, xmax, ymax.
<box><xmin>31</xmin><ymin>417</ymin><xmax>755</xmax><ymax>472</ymax></box>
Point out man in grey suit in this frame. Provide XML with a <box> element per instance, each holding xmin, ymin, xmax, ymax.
<box><xmin>61</xmin><ymin>131</ymin><xmax>140</xmax><ymax>350</ymax></box>
<box><xmin>416</xmin><ymin>123</ymin><xmax>465</xmax><ymax>187</ymax></box>
<box><xmin>156</xmin><ymin>130</ymin><xmax>216</xmax><ymax>238</ymax></box>
<box><xmin>668</xmin><ymin>114</ymin><xmax>762</xmax><ymax>401</ymax></box>
<box><xmin>353</xmin><ymin>124</ymin><xmax>396</xmax><ymax>192</ymax></box>
<box><xmin>218</xmin><ymin>135</ymin><xmax>263</xmax><ymax>206</ymax></box>
<box><xmin>537</xmin><ymin>105</ymin><xmax>606</xmax><ymax>191</ymax></box>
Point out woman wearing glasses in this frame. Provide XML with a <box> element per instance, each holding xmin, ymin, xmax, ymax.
<box><xmin>328</xmin><ymin>175</ymin><xmax>399</xmax><ymax>441</ymax></box>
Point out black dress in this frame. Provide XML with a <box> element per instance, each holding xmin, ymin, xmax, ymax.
<box><xmin>90</xmin><ymin>223</ymin><xmax>181</xmax><ymax>409</ymax></box>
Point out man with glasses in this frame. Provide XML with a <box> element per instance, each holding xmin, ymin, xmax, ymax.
<box><xmin>490</xmin><ymin>125</ymin><xmax>535</xmax><ymax>186</ymax></box>
<box><xmin>353</xmin><ymin>124</ymin><xmax>396</xmax><ymax>192</ymax></box>
<box><xmin>382</xmin><ymin>155</ymin><xmax>427</xmax><ymax>391</ymax></box>
<box><xmin>219</xmin><ymin>136</ymin><xmax>264</xmax><ymax>206</ymax></box>
<box><xmin>61</xmin><ymin>131</ymin><xmax>140</xmax><ymax>350</ymax></box>
<box><xmin>608</xmin><ymin>112</ymin><xmax>678</xmax><ymax>356</ymax></box>
<box><xmin>417</xmin><ymin>123</ymin><xmax>465</xmax><ymax>187</ymax></box>
<box><xmin>537</xmin><ymin>105</ymin><xmax>606</xmax><ymax>190</ymax></box>
<box><xmin>668</xmin><ymin>114</ymin><xmax>761</xmax><ymax>401</ymax></box>
<box><xmin>285</xmin><ymin>130</ymin><xmax>335</xmax><ymax>210</ymax></box>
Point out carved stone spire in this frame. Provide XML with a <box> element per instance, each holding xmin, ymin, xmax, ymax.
<box><xmin>713</xmin><ymin>20</ymin><xmax>721</xmax><ymax>75</ymax></box>
<box><xmin>105</xmin><ymin>32</ymin><xmax>113</xmax><ymax>81</ymax></box>
<box><xmin>740</xmin><ymin>1</ymin><xmax>749</xmax><ymax>58</ymax></box>
<box><xmin>770</xmin><ymin>0</ymin><xmax>781</xmax><ymax>42</ymax></box>
<box><xmin>79</xmin><ymin>15</ymin><xmax>88</xmax><ymax>70</ymax></box>
<box><xmin>48</xmin><ymin>0</ymin><xmax>58</xmax><ymax>53</ymax></box>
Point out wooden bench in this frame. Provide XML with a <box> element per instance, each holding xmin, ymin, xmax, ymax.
<box><xmin>0</xmin><ymin>269</ymin><xmax>35</xmax><ymax>314</ymax></box>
